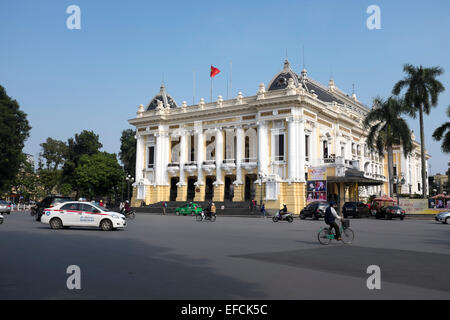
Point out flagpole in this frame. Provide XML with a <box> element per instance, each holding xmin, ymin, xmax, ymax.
<box><xmin>193</xmin><ymin>71</ymin><xmax>195</xmax><ymax>105</ymax></box>
<box><xmin>210</xmin><ymin>76</ymin><xmax>213</xmax><ymax>103</ymax></box>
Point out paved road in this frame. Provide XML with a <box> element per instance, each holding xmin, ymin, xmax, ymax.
<box><xmin>0</xmin><ymin>211</ymin><xmax>449</xmax><ymax>299</ymax></box>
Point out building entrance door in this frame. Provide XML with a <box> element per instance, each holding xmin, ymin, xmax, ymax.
<box><xmin>187</xmin><ymin>177</ymin><xmax>196</xmax><ymax>202</ymax></box>
<box><xmin>224</xmin><ymin>176</ymin><xmax>235</xmax><ymax>201</ymax></box>
<box><xmin>245</xmin><ymin>174</ymin><xmax>257</xmax><ymax>201</ymax></box>
<box><xmin>205</xmin><ymin>177</ymin><xmax>215</xmax><ymax>201</ymax></box>
<box><xmin>170</xmin><ymin>177</ymin><xmax>179</xmax><ymax>201</ymax></box>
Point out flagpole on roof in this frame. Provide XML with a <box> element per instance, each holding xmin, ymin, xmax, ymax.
<box><xmin>193</xmin><ymin>71</ymin><xmax>195</xmax><ymax>105</ymax></box>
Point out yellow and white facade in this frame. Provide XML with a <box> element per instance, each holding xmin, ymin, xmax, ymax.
<box><xmin>128</xmin><ymin>60</ymin><xmax>430</xmax><ymax>213</ymax></box>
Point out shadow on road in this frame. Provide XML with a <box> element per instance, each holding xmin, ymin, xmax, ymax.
<box><xmin>0</xmin><ymin>230</ymin><xmax>265</xmax><ymax>300</ymax></box>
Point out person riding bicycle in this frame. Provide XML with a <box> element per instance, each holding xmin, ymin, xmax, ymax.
<box><xmin>324</xmin><ymin>202</ymin><xmax>342</xmax><ymax>241</ymax></box>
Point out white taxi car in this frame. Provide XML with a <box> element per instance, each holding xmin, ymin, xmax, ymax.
<box><xmin>41</xmin><ymin>201</ymin><xmax>126</xmax><ymax>231</ymax></box>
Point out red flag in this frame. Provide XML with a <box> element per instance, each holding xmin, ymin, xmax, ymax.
<box><xmin>210</xmin><ymin>65</ymin><xmax>220</xmax><ymax>78</ymax></box>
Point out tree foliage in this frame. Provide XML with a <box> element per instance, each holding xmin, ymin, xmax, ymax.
<box><xmin>119</xmin><ymin>129</ymin><xmax>136</xmax><ymax>176</ymax></box>
<box><xmin>393</xmin><ymin>64</ymin><xmax>445</xmax><ymax>198</ymax></box>
<box><xmin>432</xmin><ymin>105</ymin><xmax>450</xmax><ymax>153</ymax></box>
<box><xmin>73</xmin><ymin>152</ymin><xmax>124</xmax><ymax>199</ymax></box>
<box><xmin>0</xmin><ymin>85</ymin><xmax>31</xmax><ymax>192</ymax></box>
<box><xmin>363</xmin><ymin>96</ymin><xmax>413</xmax><ymax>197</ymax></box>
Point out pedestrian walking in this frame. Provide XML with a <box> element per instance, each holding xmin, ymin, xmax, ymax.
<box><xmin>162</xmin><ymin>201</ymin><xmax>167</xmax><ymax>215</ymax></box>
<box><xmin>261</xmin><ymin>203</ymin><xmax>266</xmax><ymax>218</ymax></box>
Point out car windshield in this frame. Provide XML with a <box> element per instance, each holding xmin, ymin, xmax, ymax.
<box><xmin>91</xmin><ymin>204</ymin><xmax>109</xmax><ymax>212</ymax></box>
<box><xmin>53</xmin><ymin>198</ymin><xmax>71</xmax><ymax>205</ymax></box>
<box><xmin>0</xmin><ymin>200</ymin><xmax>7</xmax><ymax>205</ymax></box>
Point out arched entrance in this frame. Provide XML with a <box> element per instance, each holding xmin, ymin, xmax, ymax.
<box><xmin>205</xmin><ymin>176</ymin><xmax>215</xmax><ymax>201</ymax></box>
<box><xmin>245</xmin><ymin>174</ymin><xmax>257</xmax><ymax>201</ymax></box>
<box><xmin>170</xmin><ymin>177</ymin><xmax>179</xmax><ymax>201</ymax></box>
<box><xmin>224</xmin><ymin>176</ymin><xmax>235</xmax><ymax>201</ymax></box>
<box><xmin>187</xmin><ymin>177</ymin><xmax>196</xmax><ymax>202</ymax></box>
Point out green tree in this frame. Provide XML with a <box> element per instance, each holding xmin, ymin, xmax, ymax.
<box><xmin>73</xmin><ymin>152</ymin><xmax>124</xmax><ymax>200</ymax></box>
<box><xmin>393</xmin><ymin>64</ymin><xmax>445</xmax><ymax>198</ymax></box>
<box><xmin>363</xmin><ymin>97</ymin><xmax>413</xmax><ymax>197</ymax></box>
<box><xmin>62</xmin><ymin>130</ymin><xmax>103</xmax><ymax>196</ymax></box>
<box><xmin>0</xmin><ymin>85</ymin><xmax>31</xmax><ymax>192</ymax></box>
<box><xmin>119</xmin><ymin>129</ymin><xmax>136</xmax><ymax>176</ymax></box>
<box><xmin>432</xmin><ymin>105</ymin><xmax>450</xmax><ymax>153</ymax></box>
<box><xmin>11</xmin><ymin>154</ymin><xmax>38</xmax><ymax>201</ymax></box>
<box><xmin>37</xmin><ymin>138</ymin><xmax>68</xmax><ymax>194</ymax></box>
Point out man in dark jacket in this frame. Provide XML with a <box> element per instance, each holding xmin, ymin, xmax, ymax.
<box><xmin>324</xmin><ymin>202</ymin><xmax>342</xmax><ymax>240</ymax></box>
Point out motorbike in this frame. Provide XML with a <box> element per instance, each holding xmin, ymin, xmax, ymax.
<box><xmin>196</xmin><ymin>209</ymin><xmax>216</xmax><ymax>222</ymax></box>
<box><xmin>272</xmin><ymin>210</ymin><xmax>294</xmax><ymax>223</ymax></box>
<box><xmin>119</xmin><ymin>208</ymin><xmax>135</xmax><ymax>219</ymax></box>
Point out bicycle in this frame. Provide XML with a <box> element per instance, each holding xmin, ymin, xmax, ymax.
<box><xmin>317</xmin><ymin>221</ymin><xmax>354</xmax><ymax>245</ymax></box>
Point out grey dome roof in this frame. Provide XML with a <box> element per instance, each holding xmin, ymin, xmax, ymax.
<box><xmin>267</xmin><ymin>59</ymin><xmax>345</xmax><ymax>104</ymax></box>
<box><xmin>146</xmin><ymin>84</ymin><xmax>178</xmax><ymax>111</ymax></box>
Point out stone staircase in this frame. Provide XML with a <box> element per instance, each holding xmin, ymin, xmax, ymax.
<box><xmin>134</xmin><ymin>201</ymin><xmax>265</xmax><ymax>217</ymax></box>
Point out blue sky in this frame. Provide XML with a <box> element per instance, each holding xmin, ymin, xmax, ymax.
<box><xmin>1</xmin><ymin>0</ymin><xmax>449</xmax><ymax>174</ymax></box>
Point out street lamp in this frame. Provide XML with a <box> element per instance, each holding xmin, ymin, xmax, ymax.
<box><xmin>126</xmin><ymin>175</ymin><xmax>134</xmax><ymax>202</ymax></box>
<box><xmin>391</xmin><ymin>174</ymin><xmax>406</xmax><ymax>205</ymax></box>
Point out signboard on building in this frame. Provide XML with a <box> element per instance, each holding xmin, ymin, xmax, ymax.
<box><xmin>307</xmin><ymin>167</ymin><xmax>327</xmax><ymax>181</ymax></box>
<box><xmin>307</xmin><ymin>167</ymin><xmax>328</xmax><ymax>203</ymax></box>
<box><xmin>399</xmin><ymin>198</ymin><xmax>448</xmax><ymax>214</ymax></box>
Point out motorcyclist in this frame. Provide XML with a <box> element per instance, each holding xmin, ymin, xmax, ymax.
<box><xmin>205</xmin><ymin>202</ymin><xmax>212</xmax><ymax>219</ymax></box>
<box><xmin>278</xmin><ymin>203</ymin><xmax>288</xmax><ymax>218</ymax></box>
<box><xmin>123</xmin><ymin>200</ymin><xmax>131</xmax><ymax>215</ymax></box>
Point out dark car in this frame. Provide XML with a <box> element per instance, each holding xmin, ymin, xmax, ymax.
<box><xmin>342</xmin><ymin>202</ymin><xmax>370</xmax><ymax>218</ymax></box>
<box><xmin>299</xmin><ymin>201</ymin><xmax>330</xmax><ymax>220</ymax></box>
<box><xmin>376</xmin><ymin>206</ymin><xmax>405</xmax><ymax>220</ymax></box>
<box><xmin>34</xmin><ymin>195</ymin><xmax>72</xmax><ymax>221</ymax></box>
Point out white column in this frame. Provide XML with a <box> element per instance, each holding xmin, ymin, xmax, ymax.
<box><xmin>287</xmin><ymin>118</ymin><xmax>297</xmax><ymax>181</ymax></box>
<box><xmin>155</xmin><ymin>133</ymin><xmax>163</xmax><ymax>185</ymax></box>
<box><xmin>196</xmin><ymin>128</ymin><xmax>204</xmax><ymax>184</ymax></box>
<box><xmin>297</xmin><ymin>119</ymin><xmax>306</xmax><ymax>182</ymax></box>
<box><xmin>236</xmin><ymin>126</ymin><xmax>244</xmax><ymax>184</ymax></box>
<box><xmin>135</xmin><ymin>134</ymin><xmax>144</xmax><ymax>182</ymax></box>
<box><xmin>257</xmin><ymin>120</ymin><xmax>269</xmax><ymax>175</ymax></box>
<box><xmin>179</xmin><ymin>132</ymin><xmax>187</xmax><ymax>186</ymax></box>
<box><xmin>155</xmin><ymin>129</ymin><xmax>169</xmax><ymax>185</ymax></box>
<box><xmin>215</xmin><ymin>128</ymin><xmax>224</xmax><ymax>184</ymax></box>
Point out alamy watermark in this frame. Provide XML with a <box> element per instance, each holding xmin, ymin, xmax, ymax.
<box><xmin>367</xmin><ymin>5</ymin><xmax>381</xmax><ymax>30</ymax></box>
<box><xmin>66</xmin><ymin>5</ymin><xmax>81</xmax><ymax>30</ymax></box>
<box><xmin>366</xmin><ymin>265</ymin><xmax>381</xmax><ymax>290</ymax></box>
<box><xmin>66</xmin><ymin>265</ymin><xmax>81</xmax><ymax>290</ymax></box>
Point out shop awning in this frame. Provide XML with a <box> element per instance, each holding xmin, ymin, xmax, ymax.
<box><xmin>326</xmin><ymin>169</ymin><xmax>384</xmax><ymax>186</ymax></box>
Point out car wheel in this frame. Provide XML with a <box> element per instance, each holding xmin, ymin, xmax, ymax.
<box><xmin>400</xmin><ymin>216</ymin><xmax>404</xmax><ymax>221</ymax></box>
<box><xmin>100</xmin><ymin>219</ymin><xmax>113</xmax><ymax>231</ymax></box>
<box><xmin>300</xmin><ymin>212</ymin><xmax>306</xmax><ymax>220</ymax></box>
<box><xmin>445</xmin><ymin>217</ymin><xmax>449</xmax><ymax>225</ymax></box>
<box><xmin>50</xmin><ymin>218</ymin><xmax>63</xmax><ymax>230</ymax></box>
<box><xmin>313</xmin><ymin>213</ymin><xmax>319</xmax><ymax>220</ymax></box>
<box><xmin>0</xmin><ymin>218</ymin><xmax>3</xmax><ymax>224</ymax></box>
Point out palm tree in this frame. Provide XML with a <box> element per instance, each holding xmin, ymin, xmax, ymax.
<box><xmin>432</xmin><ymin>105</ymin><xmax>450</xmax><ymax>153</ymax></box>
<box><xmin>393</xmin><ymin>64</ymin><xmax>445</xmax><ymax>198</ymax></box>
<box><xmin>363</xmin><ymin>97</ymin><xmax>413</xmax><ymax>198</ymax></box>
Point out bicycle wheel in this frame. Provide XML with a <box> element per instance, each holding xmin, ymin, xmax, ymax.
<box><xmin>318</xmin><ymin>228</ymin><xmax>331</xmax><ymax>245</ymax></box>
<box><xmin>341</xmin><ymin>227</ymin><xmax>354</xmax><ymax>244</ymax></box>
